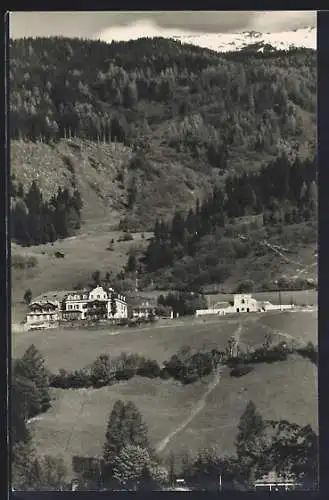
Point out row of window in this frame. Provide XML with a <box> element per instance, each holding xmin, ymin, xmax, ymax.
<box><xmin>28</xmin><ymin>314</ymin><xmax>57</xmax><ymax>321</ymax></box>
<box><xmin>66</xmin><ymin>301</ymin><xmax>127</xmax><ymax>311</ymax></box>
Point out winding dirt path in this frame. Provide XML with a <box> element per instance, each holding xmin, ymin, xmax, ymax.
<box><xmin>156</xmin><ymin>367</ymin><xmax>222</xmax><ymax>453</ymax></box>
<box><xmin>155</xmin><ymin>321</ymin><xmax>243</xmax><ymax>454</ymax></box>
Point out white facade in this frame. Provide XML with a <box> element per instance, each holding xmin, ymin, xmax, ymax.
<box><xmin>196</xmin><ymin>294</ymin><xmax>294</xmax><ymax>317</ymax></box>
<box><xmin>233</xmin><ymin>294</ymin><xmax>258</xmax><ymax>313</ymax></box>
<box><xmin>64</xmin><ymin>286</ymin><xmax>128</xmax><ymax>320</ymax></box>
<box><xmin>107</xmin><ymin>294</ymin><xmax>128</xmax><ymax>319</ymax></box>
<box><xmin>26</xmin><ymin>286</ymin><xmax>128</xmax><ymax>326</ymax></box>
<box><xmin>26</xmin><ymin>300</ymin><xmax>61</xmax><ymax>326</ymax></box>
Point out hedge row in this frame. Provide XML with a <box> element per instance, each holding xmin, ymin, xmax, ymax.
<box><xmin>49</xmin><ymin>340</ymin><xmax>317</xmax><ymax>389</ymax></box>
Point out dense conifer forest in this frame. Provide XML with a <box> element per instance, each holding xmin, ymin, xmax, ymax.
<box><xmin>10</xmin><ymin>36</ymin><xmax>317</xmax><ymax>287</ymax></box>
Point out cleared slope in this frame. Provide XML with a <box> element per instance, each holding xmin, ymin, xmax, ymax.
<box><xmin>11</xmin><ymin>138</ymin><xmax>217</xmax><ymax>230</ymax></box>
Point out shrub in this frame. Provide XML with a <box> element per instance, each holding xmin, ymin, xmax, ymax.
<box><xmin>118</xmin><ymin>232</ymin><xmax>134</xmax><ymax>242</ymax></box>
<box><xmin>24</xmin><ymin>288</ymin><xmax>33</xmax><ymax>305</ymax></box>
<box><xmin>182</xmin><ymin>373</ymin><xmax>200</xmax><ymax>384</ymax></box>
<box><xmin>159</xmin><ymin>368</ymin><xmax>171</xmax><ymax>380</ymax></box>
<box><xmin>67</xmin><ymin>369</ymin><xmax>93</xmax><ymax>388</ymax></box>
<box><xmin>137</xmin><ymin>358</ymin><xmax>161</xmax><ymax>378</ymax></box>
<box><xmin>49</xmin><ymin>368</ymin><xmax>92</xmax><ymax>389</ymax></box>
<box><xmin>12</xmin><ymin>254</ymin><xmax>38</xmax><ymax>270</ymax></box>
<box><xmin>90</xmin><ymin>354</ymin><xmax>115</xmax><ymax>388</ymax></box>
<box><xmin>230</xmin><ymin>365</ymin><xmax>254</xmax><ymax>377</ymax></box>
<box><xmin>234</xmin><ymin>280</ymin><xmax>255</xmax><ymax>294</ymax></box>
<box><xmin>296</xmin><ymin>341</ymin><xmax>318</xmax><ymax>364</ymax></box>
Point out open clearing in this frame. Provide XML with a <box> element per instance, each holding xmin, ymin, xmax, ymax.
<box><xmin>12</xmin><ymin>310</ymin><xmax>317</xmax><ymax>372</ymax></box>
<box><xmin>20</xmin><ymin>310</ymin><xmax>318</xmax><ymax>480</ymax></box>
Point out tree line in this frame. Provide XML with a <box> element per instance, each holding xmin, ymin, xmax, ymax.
<box><xmin>49</xmin><ymin>334</ymin><xmax>317</xmax><ymax>390</ymax></box>
<box><xmin>11</xmin><ymin>177</ymin><xmax>83</xmax><ymax>246</ymax></box>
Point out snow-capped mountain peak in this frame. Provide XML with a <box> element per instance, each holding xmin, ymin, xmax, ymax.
<box><xmin>172</xmin><ymin>26</ymin><xmax>316</xmax><ymax>53</ymax></box>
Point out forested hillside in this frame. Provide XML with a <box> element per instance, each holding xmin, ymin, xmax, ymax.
<box><xmin>10</xmin><ymin>37</ymin><xmax>316</xmax><ymax>237</ymax></box>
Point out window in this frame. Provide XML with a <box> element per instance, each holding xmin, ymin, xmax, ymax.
<box><xmin>68</xmin><ymin>304</ymin><xmax>72</xmax><ymax>310</ymax></box>
<box><xmin>97</xmin><ymin>295</ymin><xmax>100</xmax><ymax>299</ymax></box>
<box><xmin>241</xmin><ymin>299</ymin><xmax>245</xmax><ymax>304</ymax></box>
<box><xmin>247</xmin><ymin>308</ymin><xmax>250</xmax><ymax>312</ymax></box>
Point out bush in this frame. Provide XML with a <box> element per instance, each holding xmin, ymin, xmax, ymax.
<box><xmin>90</xmin><ymin>354</ymin><xmax>116</xmax><ymax>388</ymax></box>
<box><xmin>49</xmin><ymin>368</ymin><xmax>92</xmax><ymax>389</ymax></box>
<box><xmin>296</xmin><ymin>341</ymin><xmax>318</xmax><ymax>365</ymax></box>
<box><xmin>12</xmin><ymin>254</ymin><xmax>38</xmax><ymax>270</ymax></box>
<box><xmin>234</xmin><ymin>280</ymin><xmax>255</xmax><ymax>294</ymax></box>
<box><xmin>159</xmin><ymin>368</ymin><xmax>171</xmax><ymax>380</ymax></box>
<box><xmin>137</xmin><ymin>358</ymin><xmax>161</xmax><ymax>378</ymax></box>
<box><xmin>232</xmin><ymin>342</ymin><xmax>289</xmax><ymax>365</ymax></box>
<box><xmin>118</xmin><ymin>232</ymin><xmax>134</xmax><ymax>242</ymax></box>
<box><xmin>182</xmin><ymin>373</ymin><xmax>200</xmax><ymax>384</ymax></box>
<box><xmin>230</xmin><ymin>365</ymin><xmax>254</xmax><ymax>377</ymax></box>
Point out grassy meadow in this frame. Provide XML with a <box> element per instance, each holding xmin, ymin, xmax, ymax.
<box><xmin>12</xmin><ymin>310</ymin><xmax>317</xmax><ymax>372</ymax></box>
<box><xmin>29</xmin><ymin>354</ymin><xmax>317</xmax><ymax>479</ymax></box>
<box><xmin>15</xmin><ymin>307</ymin><xmax>317</xmax><ymax>480</ymax></box>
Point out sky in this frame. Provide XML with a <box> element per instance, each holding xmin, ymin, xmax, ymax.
<box><xmin>10</xmin><ymin>11</ymin><xmax>316</xmax><ymax>42</ymax></box>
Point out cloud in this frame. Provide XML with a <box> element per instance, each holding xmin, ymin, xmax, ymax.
<box><xmin>10</xmin><ymin>10</ymin><xmax>316</xmax><ymax>40</ymax></box>
<box><xmin>249</xmin><ymin>11</ymin><xmax>316</xmax><ymax>33</ymax></box>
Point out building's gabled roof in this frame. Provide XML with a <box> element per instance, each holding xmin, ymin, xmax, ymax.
<box><xmin>33</xmin><ymin>290</ymin><xmax>74</xmax><ymax>303</ymax></box>
<box><xmin>29</xmin><ymin>301</ymin><xmax>58</xmax><ymax>310</ymax></box>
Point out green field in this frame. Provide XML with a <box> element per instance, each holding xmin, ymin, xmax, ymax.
<box><xmin>12</xmin><ymin>310</ymin><xmax>317</xmax><ymax>372</ymax></box>
<box><xmin>18</xmin><ymin>310</ymin><xmax>317</xmax><ymax>480</ymax></box>
<box><xmin>28</xmin><ymin>355</ymin><xmax>317</xmax><ymax>479</ymax></box>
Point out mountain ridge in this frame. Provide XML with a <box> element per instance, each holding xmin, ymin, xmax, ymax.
<box><xmin>171</xmin><ymin>26</ymin><xmax>316</xmax><ymax>53</ymax></box>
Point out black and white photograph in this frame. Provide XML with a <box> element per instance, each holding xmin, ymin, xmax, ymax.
<box><xmin>10</xmin><ymin>10</ymin><xmax>318</xmax><ymax>492</ymax></box>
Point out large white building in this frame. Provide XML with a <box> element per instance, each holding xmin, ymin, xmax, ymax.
<box><xmin>64</xmin><ymin>286</ymin><xmax>128</xmax><ymax>320</ymax></box>
<box><xmin>195</xmin><ymin>294</ymin><xmax>294</xmax><ymax>317</ymax></box>
<box><xmin>26</xmin><ymin>285</ymin><xmax>128</xmax><ymax>328</ymax></box>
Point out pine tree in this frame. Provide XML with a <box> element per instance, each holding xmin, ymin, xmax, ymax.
<box><xmin>235</xmin><ymin>400</ymin><xmax>265</xmax><ymax>483</ymax></box>
<box><xmin>24</xmin><ymin>288</ymin><xmax>32</xmax><ymax>305</ymax></box>
<box><xmin>171</xmin><ymin>212</ymin><xmax>185</xmax><ymax>246</ymax></box>
<box><xmin>110</xmin><ymin>294</ymin><xmax>117</xmax><ymax>317</ymax></box>
<box><xmin>103</xmin><ymin>400</ymin><xmax>150</xmax><ymax>476</ymax></box>
<box><xmin>126</xmin><ymin>254</ymin><xmax>136</xmax><ymax>272</ymax></box>
<box><xmin>92</xmin><ymin>270</ymin><xmax>101</xmax><ymax>286</ymax></box>
<box><xmin>11</xmin><ymin>374</ymin><xmax>36</xmax><ymax>443</ymax></box>
<box><xmin>121</xmin><ymin>401</ymin><xmax>149</xmax><ymax>450</ymax></box>
<box><xmin>103</xmin><ymin>400</ymin><xmax>126</xmax><ymax>467</ymax></box>
<box><xmin>308</xmin><ymin>180</ymin><xmax>317</xmax><ymax>216</ymax></box>
<box><xmin>112</xmin><ymin>444</ymin><xmax>151</xmax><ymax>490</ymax></box>
<box><xmin>13</xmin><ymin>345</ymin><xmax>51</xmax><ymax>415</ymax></box>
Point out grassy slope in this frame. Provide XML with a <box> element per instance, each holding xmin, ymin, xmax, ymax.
<box><xmin>13</xmin><ymin>310</ymin><xmax>317</xmax><ymax>371</ymax></box>
<box><xmin>11</xmin><ymin>230</ymin><xmax>152</xmax><ymax>323</ymax></box>
<box><xmin>23</xmin><ymin>311</ymin><xmax>317</xmax><ymax>478</ymax></box>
